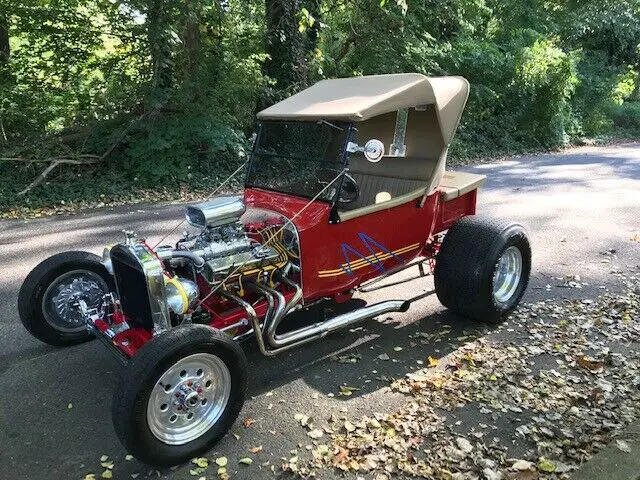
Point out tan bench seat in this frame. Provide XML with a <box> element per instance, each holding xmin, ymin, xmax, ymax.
<box><xmin>438</xmin><ymin>171</ymin><xmax>486</xmax><ymax>201</ymax></box>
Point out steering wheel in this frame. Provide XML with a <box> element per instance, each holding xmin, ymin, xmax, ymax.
<box><xmin>337</xmin><ymin>173</ymin><xmax>360</xmax><ymax>206</ymax></box>
<box><xmin>316</xmin><ymin>168</ymin><xmax>360</xmax><ymax>206</ymax></box>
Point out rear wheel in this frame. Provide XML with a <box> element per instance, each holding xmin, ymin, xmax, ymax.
<box><xmin>112</xmin><ymin>325</ymin><xmax>247</xmax><ymax>466</ymax></box>
<box><xmin>18</xmin><ymin>251</ymin><xmax>114</xmax><ymax>346</ymax></box>
<box><xmin>434</xmin><ymin>215</ymin><xmax>531</xmax><ymax>323</ymax></box>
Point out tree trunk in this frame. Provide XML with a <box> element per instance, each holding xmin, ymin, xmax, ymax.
<box><xmin>181</xmin><ymin>3</ymin><xmax>202</xmax><ymax>102</ymax></box>
<box><xmin>264</xmin><ymin>0</ymin><xmax>306</xmax><ymax>91</ymax></box>
<box><xmin>0</xmin><ymin>15</ymin><xmax>9</xmax><ymax>64</ymax></box>
<box><xmin>147</xmin><ymin>0</ymin><xmax>173</xmax><ymax>95</ymax></box>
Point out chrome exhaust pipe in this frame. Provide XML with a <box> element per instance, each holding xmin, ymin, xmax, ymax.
<box><xmin>270</xmin><ymin>298</ymin><xmax>409</xmax><ymax>347</ymax></box>
<box><xmin>224</xmin><ymin>281</ymin><xmax>410</xmax><ymax>354</ymax></box>
<box><xmin>275</xmin><ymin>273</ymin><xmax>303</xmax><ymax>317</ymax></box>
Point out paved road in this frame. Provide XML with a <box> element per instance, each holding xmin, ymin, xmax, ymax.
<box><xmin>1</xmin><ymin>144</ymin><xmax>639</xmax><ymax>479</ymax></box>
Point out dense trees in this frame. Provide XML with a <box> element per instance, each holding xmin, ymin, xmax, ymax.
<box><xmin>0</xmin><ymin>0</ymin><xmax>639</xmax><ymax>207</ymax></box>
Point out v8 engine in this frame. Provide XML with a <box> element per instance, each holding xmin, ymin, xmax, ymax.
<box><xmin>103</xmin><ymin>196</ymin><xmax>299</xmax><ymax>332</ymax></box>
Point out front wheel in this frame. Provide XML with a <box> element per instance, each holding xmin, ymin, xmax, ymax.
<box><xmin>112</xmin><ymin>325</ymin><xmax>247</xmax><ymax>466</ymax></box>
<box><xmin>434</xmin><ymin>215</ymin><xmax>531</xmax><ymax>323</ymax></box>
<box><xmin>18</xmin><ymin>251</ymin><xmax>114</xmax><ymax>346</ymax></box>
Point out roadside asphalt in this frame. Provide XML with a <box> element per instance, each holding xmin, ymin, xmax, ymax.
<box><xmin>0</xmin><ymin>143</ymin><xmax>638</xmax><ymax>480</ymax></box>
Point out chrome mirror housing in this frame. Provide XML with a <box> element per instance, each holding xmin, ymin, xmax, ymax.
<box><xmin>346</xmin><ymin>139</ymin><xmax>385</xmax><ymax>163</ymax></box>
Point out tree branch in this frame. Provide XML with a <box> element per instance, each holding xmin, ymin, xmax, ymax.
<box><xmin>17</xmin><ymin>161</ymin><xmax>62</xmax><ymax>196</ymax></box>
<box><xmin>2</xmin><ymin>156</ymin><xmax>103</xmax><ymax>196</ymax></box>
<box><xmin>4</xmin><ymin>111</ymin><xmax>148</xmax><ymax>196</ymax></box>
<box><xmin>0</xmin><ymin>155</ymin><xmax>101</xmax><ymax>163</ymax></box>
<box><xmin>0</xmin><ymin>116</ymin><xmax>7</xmax><ymax>143</ymax></box>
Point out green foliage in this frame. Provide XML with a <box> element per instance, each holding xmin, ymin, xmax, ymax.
<box><xmin>1</xmin><ymin>0</ymin><xmax>640</xmax><ymax>210</ymax></box>
<box><xmin>609</xmin><ymin>102</ymin><xmax>640</xmax><ymax>134</ymax></box>
<box><xmin>513</xmin><ymin>39</ymin><xmax>580</xmax><ymax>146</ymax></box>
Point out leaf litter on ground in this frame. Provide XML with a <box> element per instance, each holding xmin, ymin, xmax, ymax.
<box><xmin>285</xmin><ymin>288</ymin><xmax>639</xmax><ymax>479</ymax></box>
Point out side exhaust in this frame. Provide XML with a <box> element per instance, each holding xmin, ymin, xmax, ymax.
<box><xmin>221</xmin><ymin>285</ymin><xmax>410</xmax><ymax>356</ymax></box>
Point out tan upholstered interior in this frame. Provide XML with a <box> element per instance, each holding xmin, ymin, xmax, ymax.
<box><xmin>338</xmin><ymin>187</ymin><xmax>428</xmax><ymax>222</ymax></box>
<box><xmin>339</xmin><ymin>105</ymin><xmax>445</xmax><ymax>214</ymax></box>
<box><xmin>337</xmin><ymin>170</ymin><xmax>486</xmax><ymax>222</ymax></box>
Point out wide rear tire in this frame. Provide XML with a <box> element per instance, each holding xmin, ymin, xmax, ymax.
<box><xmin>434</xmin><ymin>215</ymin><xmax>531</xmax><ymax>323</ymax></box>
<box><xmin>18</xmin><ymin>251</ymin><xmax>114</xmax><ymax>346</ymax></box>
<box><xmin>112</xmin><ymin>325</ymin><xmax>248</xmax><ymax>466</ymax></box>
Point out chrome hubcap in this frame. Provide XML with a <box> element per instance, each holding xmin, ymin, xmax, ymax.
<box><xmin>147</xmin><ymin>353</ymin><xmax>231</xmax><ymax>445</ymax></box>
<box><xmin>42</xmin><ymin>270</ymin><xmax>109</xmax><ymax>333</ymax></box>
<box><xmin>492</xmin><ymin>246</ymin><xmax>523</xmax><ymax>305</ymax></box>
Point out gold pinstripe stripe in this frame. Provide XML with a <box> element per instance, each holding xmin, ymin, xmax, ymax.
<box><xmin>320</xmin><ymin>243</ymin><xmax>421</xmax><ymax>273</ymax></box>
<box><xmin>317</xmin><ymin>243</ymin><xmax>421</xmax><ymax>278</ymax></box>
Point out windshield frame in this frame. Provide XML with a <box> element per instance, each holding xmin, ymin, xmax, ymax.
<box><xmin>244</xmin><ymin>120</ymin><xmax>355</xmax><ymax>205</ymax></box>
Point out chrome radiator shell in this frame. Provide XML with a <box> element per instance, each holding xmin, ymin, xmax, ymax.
<box><xmin>108</xmin><ymin>242</ymin><xmax>171</xmax><ymax>333</ymax></box>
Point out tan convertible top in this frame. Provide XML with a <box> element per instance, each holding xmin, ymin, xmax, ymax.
<box><xmin>256</xmin><ymin>73</ymin><xmax>469</xmax><ymax>144</ymax></box>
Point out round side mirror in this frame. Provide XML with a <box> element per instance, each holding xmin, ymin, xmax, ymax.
<box><xmin>364</xmin><ymin>139</ymin><xmax>385</xmax><ymax>163</ymax></box>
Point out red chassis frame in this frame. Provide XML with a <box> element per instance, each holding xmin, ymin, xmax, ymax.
<box><xmin>107</xmin><ymin>186</ymin><xmax>478</xmax><ymax>358</ymax></box>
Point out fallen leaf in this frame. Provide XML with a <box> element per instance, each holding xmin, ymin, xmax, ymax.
<box><xmin>239</xmin><ymin>457</ymin><xmax>253</xmax><ymax>465</ymax></box>
<box><xmin>294</xmin><ymin>413</ymin><xmax>309</xmax><ymax>425</ymax></box>
<box><xmin>243</xmin><ymin>417</ymin><xmax>256</xmax><ymax>428</ymax></box>
<box><xmin>100</xmin><ymin>455</ymin><xmax>109</xmax><ymax>462</ymax></box>
<box><xmin>338</xmin><ymin>385</ymin><xmax>360</xmax><ymax>396</ymax></box>
<box><xmin>512</xmin><ymin>460</ymin><xmax>534</xmax><ymax>471</ymax></box>
<box><xmin>192</xmin><ymin>457</ymin><xmax>208</xmax><ymax>468</ymax></box>
<box><xmin>538</xmin><ymin>458</ymin><xmax>556</xmax><ymax>473</ymax></box>
<box><xmin>307</xmin><ymin>429</ymin><xmax>324</xmax><ymax>439</ymax></box>
<box><xmin>83</xmin><ymin>475</ymin><xmax>96</xmax><ymax>480</ymax></box>
<box><xmin>100</xmin><ymin>461</ymin><xmax>114</xmax><ymax>469</ymax></box>
<box><xmin>617</xmin><ymin>439</ymin><xmax>632</xmax><ymax>453</ymax></box>
<box><xmin>344</xmin><ymin>421</ymin><xmax>356</xmax><ymax>432</ymax></box>
<box><xmin>101</xmin><ymin>471</ymin><xmax>113</xmax><ymax>479</ymax></box>
<box><xmin>215</xmin><ymin>456</ymin><xmax>228</xmax><ymax>467</ymax></box>
<box><xmin>377</xmin><ymin>353</ymin><xmax>390</xmax><ymax>361</ymax></box>
<box><xmin>393</xmin><ymin>346</ymin><xmax>403</xmax><ymax>352</ymax></box>
<box><xmin>456</xmin><ymin>437</ymin><xmax>473</xmax><ymax>454</ymax></box>
<box><xmin>577</xmin><ymin>355</ymin><xmax>605</xmax><ymax>373</ymax></box>
<box><xmin>428</xmin><ymin>356</ymin><xmax>439</xmax><ymax>367</ymax></box>
<box><xmin>125</xmin><ymin>454</ymin><xmax>134</xmax><ymax>461</ymax></box>
<box><xmin>67</xmin><ymin>403</ymin><xmax>73</xmax><ymax>409</ymax></box>
<box><xmin>249</xmin><ymin>445</ymin><xmax>263</xmax><ymax>454</ymax></box>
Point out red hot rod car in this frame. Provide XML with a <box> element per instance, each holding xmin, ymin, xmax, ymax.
<box><xmin>18</xmin><ymin>73</ymin><xmax>531</xmax><ymax>465</ymax></box>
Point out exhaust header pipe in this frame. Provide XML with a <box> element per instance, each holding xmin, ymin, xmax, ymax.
<box><xmin>221</xmin><ymin>285</ymin><xmax>410</xmax><ymax>356</ymax></box>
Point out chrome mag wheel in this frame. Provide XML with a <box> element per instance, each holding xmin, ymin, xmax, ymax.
<box><xmin>492</xmin><ymin>246</ymin><xmax>523</xmax><ymax>305</ymax></box>
<box><xmin>147</xmin><ymin>353</ymin><xmax>232</xmax><ymax>445</ymax></box>
<box><xmin>42</xmin><ymin>269</ymin><xmax>109</xmax><ymax>333</ymax></box>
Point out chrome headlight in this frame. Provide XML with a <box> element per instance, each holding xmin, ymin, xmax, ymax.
<box><xmin>165</xmin><ymin>277</ymin><xmax>199</xmax><ymax>315</ymax></box>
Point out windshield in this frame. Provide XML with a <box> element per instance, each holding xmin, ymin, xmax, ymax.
<box><xmin>245</xmin><ymin>120</ymin><xmax>351</xmax><ymax>201</ymax></box>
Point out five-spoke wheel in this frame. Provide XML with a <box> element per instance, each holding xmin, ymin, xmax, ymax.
<box><xmin>112</xmin><ymin>325</ymin><xmax>247</xmax><ymax>466</ymax></box>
